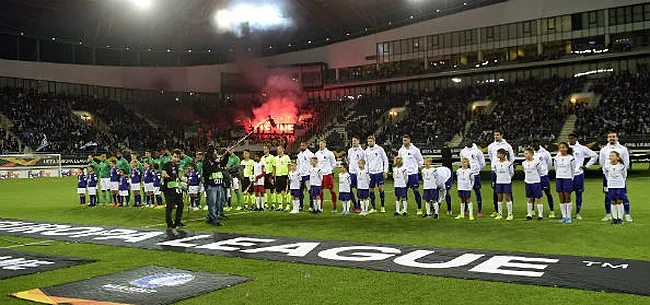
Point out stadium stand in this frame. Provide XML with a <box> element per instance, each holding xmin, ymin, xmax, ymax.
<box><xmin>465</xmin><ymin>77</ymin><xmax>585</xmax><ymax>148</ymax></box>
<box><xmin>575</xmin><ymin>70</ymin><xmax>650</xmax><ymax>139</ymax></box>
<box><xmin>0</xmin><ymin>125</ymin><xmax>20</xmax><ymax>154</ymax></box>
<box><xmin>0</xmin><ymin>88</ymin><xmax>101</xmax><ymax>153</ymax></box>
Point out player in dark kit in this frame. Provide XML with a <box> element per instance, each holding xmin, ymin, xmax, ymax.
<box><xmin>161</xmin><ymin>149</ymin><xmax>186</xmax><ymax>229</ymax></box>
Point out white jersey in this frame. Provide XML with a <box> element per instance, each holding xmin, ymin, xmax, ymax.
<box><xmin>398</xmin><ymin>144</ymin><xmax>424</xmax><ymax>175</ymax></box>
<box><xmin>308</xmin><ymin>167</ymin><xmax>323</xmax><ymax>187</ymax></box>
<box><xmin>487</xmin><ymin>139</ymin><xmax>515</xmax><ymax>170</ymax></box>
<box><xmin>253</xmin><ymin>162</ymin><xmax>265</xmax><ymax>186</ymax></box>
<box><xmin>393</xmin><ymin>166</ymin><xmax>408</xmax><ymax>188</ymax></box>
<box><xmin>553</xmin><ymin>154</ymin><xmax>576</xmax><ymax>179</ymax></box>
<box><xmin>456</xmin><ymin>168</ymin><xmax>475</xmax><ymax>191</ymax></box>
<box><xmin>288</xmin><ymin>171</ymin><xmax>301</xmax><ymax>190</ymax></box>
<box><xmin>599</xmin><ymin>142</ymin><xmax>630</xmax><ymax>169</ymax></box>
<box><xmin>603</xmin><ymin>163</ymin><xmax>627</xmax><ymax>189</ymax></box>
<box><xmin>297</xmin><ymin>149</ymin><xmax>314</xmax><ymax>176</ymax></box>
<box><xmin>364</xmin><ymin>144</ymin><xmax>389</xmax><ymax>174</ymax></box>
<box><xmin>435</xmin><ymin>167</ymin><xmax>452</xmax><ymax>189</ymax></box>
<box><xmin>522</xmin><ymin>159</ymin><xmax>544</xmax><ymax>184</ymax></box>
<box><xmin>494</xmin><ymin>160</ymin><xmax>514</xmax><ymax>184</ymax></box>
<box><xmin>357</xmin><ymin>168</ymin><xmax>370</xmax><ymax>190</ymax></box>
<box><xmin>315</xmin><ymin>148</ymin><xmax>337</xmax><ymax>175</ymax></box>
<box><xmin>534</xmin><ymin>147</ymin><xmax>552</xmax><ymax>176</ymax></box>
<box><xmin>570</xmin><ymin>141</ymin><xmax>598</xmax><ymax>176</ymax></box>
<box><xmin>347</xmin><ymin>146</ymin><xmax>366</xmax><ymax>174</ymax></box>
<box><xmin>338</xmin><ymin>172</ymin><xmax>351</xmax><ymax>193</ymax></box>
<box><xmin>421</xmin><ymin>167</ymin><xmax>438</xmax><ymax>190</ymax></box>
<box><xmin>459</xmin><ymin>144</ymin><xmax>486</xmax><ymax>174</ymax></box>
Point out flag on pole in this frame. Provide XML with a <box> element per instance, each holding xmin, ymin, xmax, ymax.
<box><xmin>36</xmin><ymin>134</ymin><xmax>50</xmax><ymax>151</ymax></box>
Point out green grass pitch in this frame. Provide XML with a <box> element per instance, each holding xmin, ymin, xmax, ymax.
<box><xmin>0</xmin><ymin>169</ymin><xmax>649</xmax><ymax>305</ymax></box>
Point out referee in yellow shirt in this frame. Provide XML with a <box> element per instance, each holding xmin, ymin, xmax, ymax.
<box><xmin>261</xmin><ymin>145</ymin><xmax>276</xmax><ymax>210</ymax></box>
<box><xmin>275</xmin><ymin>145</ymin><xmax>292</xmax><ymax>211</ymax></box>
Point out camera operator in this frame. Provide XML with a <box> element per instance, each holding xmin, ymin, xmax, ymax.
<box><xmin>203</xmin><ymin>146</ymin><xmax>230</xmax><ymax>226</ymax></box>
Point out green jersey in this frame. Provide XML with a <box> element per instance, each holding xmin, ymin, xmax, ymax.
<box><xmin>196</xmin><ymin>160</ymin><xmax>204</xmax><ymax>176</ymax></box>
<box><xmin>179</xmin><ymin>155</ymin><xmax>193</xmax><ymax>172</ymax></box>
<box><xmin>116</xmin><ymin>157</ymin><xmax>130</xmax><ymax>173</ymax></box>
<box><xmin>261</xmin><ymin>154</ymin><xmax>276</xmax><ymax>176</ymax></box>
<box><xmin>160</xmin><ymin>155</ymin><xmax>171</xmax><ymax>167</ymax></box>
<box><xmin>227</xmin><ymin>154</ymin><xmax>241</xmax><ymax>169</ymax></box>
<box><xmin>242</xmin><ymin>159</ymin><xmax>255</xmax><ymax>178</ymax></box>
<box><xmin>88</xmin><ymin>160</ymin><xmax>100</xmax><ymax>174</ymax></box>
<box><xmin>275</xmin><ymin>155</ymin><xmax>291</xmax><ymax>176</ymax></box>
<box><xmin>98</xmin><ymin>160</ymin><xmax>111</xmax><ymax>178</ymax></box>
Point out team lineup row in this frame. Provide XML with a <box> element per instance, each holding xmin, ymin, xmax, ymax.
<box><xmin>72</xmin><ymin>131</ymin><xmax>633</xmax><ymax>225</ymax></box>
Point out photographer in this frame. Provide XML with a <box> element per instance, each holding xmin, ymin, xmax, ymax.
<box><xmin>203</xmin><ymin>146</ymin><xmax>228</xmax><ymax>226</ymax></box>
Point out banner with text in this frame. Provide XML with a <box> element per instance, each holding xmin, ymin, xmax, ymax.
<box><xmin>11</xmin><ymin>265</ymin><xmax>251</xmax><ymax>305</ymax></box>
<box><xmin>0</xmin><ymin>219</ymin><xmax>648</xmax><ymax>296</ymax></box>
<box><xmin>0</xmin><ymin>249</ymin><xmax>94</xmax><ymax>279</ymax></box>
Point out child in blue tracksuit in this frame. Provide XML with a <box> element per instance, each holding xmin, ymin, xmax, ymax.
<box><xmin>87</xmin><ymin>165</ymin><xmax>98</xmax><ymax>207</ymax></box>
<box><xmin>118</xmin><ymin>169</ymin><xmax>130</xmax><ymax>207</ymax></box>
<box><xmin>77</xmin><ymin>167</ymin><xmax>87</xmax><ymax>206</ymax></box>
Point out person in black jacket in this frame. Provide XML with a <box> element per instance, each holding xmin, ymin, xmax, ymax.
<box><xmin>161</xmin><ymin>149</ymin><xmax>185</xmax><ymax>229</ymax></box>
<box><xmin>203</xmin><ymin>146</ymin><xmax>226</xmax><ymax>226</ymax></box>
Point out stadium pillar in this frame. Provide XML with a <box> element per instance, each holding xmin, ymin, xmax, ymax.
<box><xmin>335</xmin><ymin>69</ymin><xmax>340</xmax><ymax>81</ymax></box>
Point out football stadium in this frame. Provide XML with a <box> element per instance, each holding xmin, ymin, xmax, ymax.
<box><xmin>0</xmin><ymin>0</ymin><xmax>649</xmax><ymax>304</ymax></box>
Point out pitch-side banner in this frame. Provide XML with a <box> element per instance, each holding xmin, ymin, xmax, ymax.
<box><xmin>11</xmin><ymin>265</ymin><xmax>251</xmax><ymax>305</ymax></box>
<box><xmin>0</xmin><ymin>249</ymin><xmax>94</xmax><ymax>279</ymax></box>
<box><xmin>1</xmin><ymin>219</ymin><xmax>649</xmax><ymax>296</ymax></box>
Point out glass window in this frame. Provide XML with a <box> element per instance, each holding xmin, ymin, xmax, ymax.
<box><xmin>459</xmin><ymin>31</ymin><xmax>466</xmax><ymax>46</ymax></box>
<box><xmin>393</xmin><ymin>40</ymin><xmax>401</xmax><ymax>55</ymax></box>
<box><xmin>597</xmin><ymin>10</ymin><xmax>605</xmax><ymax>27</ymax></box>
<box><xmin>465</xmin><ymin>30</ymin><xmax>474</xmax><ymax>45</ymax></box>
<box><xmin>443</xmin><ymin>33</ymin><xmax>452</xmax><ymax>48</ymax></box>
<box><xmin>500</xmin><ymin>25</ymin><xmax>508</xmax><ymax>40</ymax></box>
<box><xmin>645</xmin><ymin>4</ymin><xmax>650</xmax><ymax>21</ymax></box>
<box><xmin>588</xmin><ymin>11</ymin><xmax>598</xmax><ymax>27</ymax></box>
<box><xmin>430</xmin><ymin>35</ymin><xmax>439</xmax><ymax>48</ymax></box>
<box><xmin>413</xmin><ymin>38</ymin><xmax>421</xmax><ymax>51</ymax></box>
<box><xmin>452</xmin><ymin>32</ymin><xmax>460</xmax><ymax>47</ymax></box>
<box><xmin>522</xmin><ymin>21</ymin><xmax>531</xmax><ymax>36</ymax></box>
<box><xmin>404</xmin><ymin>39</ymin><xmax>412</xmax><ymax>53</ymax></box>
<box><xmin>625</xmin><ymin>6</ymin><xmax>633</xmax><ymax>23</ymax></box>
<box><xmin>561</xmin><ymin>15</ymin><xmax>572</xmax><ymax>32</ymax></box>
<box><xmin>616</xmin><ymin>7</ymin><xmax>626</xmax><ymax>25</ymax></box>
<box><xmin>486</xmin><ymin>26</ymin><xmax>495</xmax><ymax>41</ymax></box>
<box><xmin>633</xmin><ymin>4</ymin><xmax>643</xmax><ymax>22</ymax></box>
<box><xmin>530</xmin><ymin>20</ymin><xmax>537</xmax><ymax>35</ymax></box>
<box><xmin>509</xmin><ymin>23</ymin><xmax>518</xmax><ymax>39</ymax></box>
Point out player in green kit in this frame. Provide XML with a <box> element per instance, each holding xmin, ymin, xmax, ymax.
<box><xmin>261</xmin><ymin>145</ymin><xmax>277</xmax><ymax>210</ymax></box>
<box><xmin>97</xmin><ymin>154</ymin><xmax>111</xmax><ymax>204</ymax></box>
<box><xmin>275</xmin><ymin>145</ymin><xmax>291</xmax><ymax>211</ymax></box>
<box><xmin>195</xmin><ymin>152</ymin><xmax>205</xmax><ymax>210</ymax></box>
<box><xmin>241</xmin><ymin>150</ymin><xmax>255</xmax><ymax>210</ymax></box>
<box><xmin>226</xmin><ymin>149</ymin><xmax>242</xmax><ymax>211</ymax></box>
<box><xmin>179</xmin><ymin>150</ymin><xmax>193</xmax><ymax>173</ymax></box>
<box><xmin>116</xmin><ymin>151</ymin><xmax>130</xmax><ymax>173</ymax></box>
<box><xmin>159</xmin><ymin>149</ymin><xmax>171</xmax><ymax>167</ymax></box>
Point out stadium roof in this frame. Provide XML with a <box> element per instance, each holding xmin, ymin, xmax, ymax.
<box><xmin>0</xmin><ymin>0</ymin><xmax>506</xmax><ymax>56</ymax></box>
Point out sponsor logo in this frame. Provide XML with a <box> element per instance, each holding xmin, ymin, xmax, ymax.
<box><xmin>0</xmin><ymin>256</ymin><xmax>55</xmax><ymax>270</ymax></box>
<box><xmin>102</xmin><ymin>284</ymin><xmax>157</xmax><ymax>294</ymax></box>
<box><xmin>0</xmin><ymin>219</ymin><xmax>648</xmax><ymax>296</ymax></box>
<box><xmin>0</xmin><ymin>171</ymin><xmax>20</xmax><ymax>179</ymax></box>
<box><xmin>27</xmin><ymin>171</ymin><xmax>52</xmax><ymax>178</ymax></box>
<box><xmin>130</xmin><ymin>273</ymin><xmax>195</xmax><ymax>288</ymax></box>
